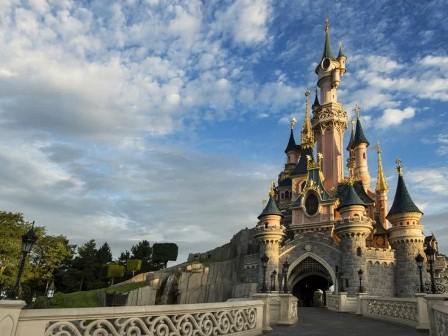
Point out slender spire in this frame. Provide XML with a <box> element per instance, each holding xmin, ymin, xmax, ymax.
<box><xmin>375</xmin><ymin>143</ymin><xmax>388</xmax><ymax>192</ymax></box>
<box><xmin>346</xmin><ymin>119</ymin><xmax>355</xmax><ymax>151</ymax></box>
<box><xmin>321</xmin><ymin>18</ymin><xmax>333</xmax><ymax>60</ymax></box>
<box><xmin>338</xmin><ymin>41</ymin><xmax>346</xmax><ymax>58</ymax></box>
<box><xmin>387</xmin><ymin>159</ymin><xmax>422</xmax><ymax>218</ymax></box>
<box><xmin>301</xmin><ymin>90</ymin><xmax>314</xmax><ymax>148</ymax></box>
<box><xmin>284</xmin><ymin>118</ymin><xmax>299</xmax><ymax>153</ymax></box>
<box><xmin>312</xmin><ymin>87</ymin><xmax>320</xmax><ymax>109</ymax></box>
<box><xmin>352</xmin><ymin>105</ymin><xmax>370</xmax><ymax>147</ymax></box>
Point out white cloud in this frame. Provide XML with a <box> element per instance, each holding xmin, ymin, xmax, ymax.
<box><xmin>436</xmin><ymin>134</ymin><xmax>448</xmax><ymax>155</ymax></box>
<box><xmin>214</xmin><ymin>0</ymin><xmax>270</xmax><ymax>45</ymax></box>
<box><xmin>378</xmin><ymin>107</ymin><xmax>415</xmax><ymax>127</ymax></box>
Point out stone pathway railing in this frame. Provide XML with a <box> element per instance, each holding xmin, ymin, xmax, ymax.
<box><xmin>1</xmin><ymin>300</ymin><xmax>264</xmax><ymax>336</ymax></box>
<box><xmin>326</xmin><ymin>291</ymin><xmax>448</xmax><ymax>334</ymax></box>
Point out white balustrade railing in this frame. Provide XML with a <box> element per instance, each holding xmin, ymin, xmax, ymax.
<box><xmin>14</xmin><ymin>301</ymin><xmax>264</xmax><ymax>336</ymax></box>
<box><xmin>429</xmin><ymin>302</ymin><xmax>448</xmax><ymax>336</ymax></box>
<box><xmin>360</xmin><ymin>296</ymin><xmax>418</xmax><ymax>327</ymax></box>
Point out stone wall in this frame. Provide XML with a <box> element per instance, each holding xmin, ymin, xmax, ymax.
<box><xmin>367</xmin><ymin>261</ymin><xmax>395</xmax><ymax>296</ymax></box>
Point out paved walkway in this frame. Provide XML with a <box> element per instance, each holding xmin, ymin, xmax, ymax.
<box><xmin>271</xmin><ymin>307</ymin><xmax>427</xmax><ymax>336</ymax></box>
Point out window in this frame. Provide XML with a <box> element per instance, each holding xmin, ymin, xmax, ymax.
<box><xmin>357</xmin><ymin>247</ymin><xmax>362</xmax><ymax>257</ymax></box>
<box><xmin>285</xmin><ymin>191</ymin><xmax>289</xmax><ymax>199</ymax></box>
<box><xmin>305</xmin><ymin>193</ymin><xmax>319</xmax><ymax>216</ymax></box>
<box><xmin>363</xmin><ymin>152</ymin><xmax>366</xmax><ymax>159</ymax></box>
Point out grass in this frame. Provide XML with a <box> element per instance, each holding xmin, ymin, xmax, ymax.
<box><xmin>33</xmin><ymin>281</ymin><xmax>148</xmax><ymax>309</ymax></box>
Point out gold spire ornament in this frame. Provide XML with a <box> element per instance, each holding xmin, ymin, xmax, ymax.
<box><xmin>301</xmin><ymin>90</ymin><xmax>314</xmax><ymax>148</ymax></box>
<box><xmin>269</xmin><ymin>181</ymin><xmax>276</xmax><ymax>197</ymax></box>
<box><xmin>375</xmin><ymin>143</ymin><xmax>388</xmax><ymax>192</ymax></box>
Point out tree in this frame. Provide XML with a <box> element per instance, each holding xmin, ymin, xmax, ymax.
<box><xmin>152</xmin><ymin>243</ymin><xmax>178</xmax><ymax>268</ymax></box>
<box><xmin>126</xmin><ymin>259</ymin><xmax>142</xmax><ymax>277</ymax></box>
<box><xmin>106</xmin><ymin>264</ymin><xmax>125</xmax><ymax>285</ymax></box>
<box><xmin>97</xmin><ymin>243</ymin><xmax>112</xmax><ymax>265</ymax></box>
<box><xmin>131</xmin><ymin>240</ymin><xmax>152</xmax><ymax>272</ymax></box>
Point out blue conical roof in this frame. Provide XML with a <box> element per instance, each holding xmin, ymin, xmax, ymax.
<box><xmin>258</xmin><ymin>195</ymin><xmax>283</xmax><ymax>219</ymax></box>
<box><xmin>387</xmin><ymin>174</ymin><xmax>422</xmax><ymax>218</ymax></box>
<box><xmin>284</xmin><ymin>129</ymin><xmax>299</xmax><ymax>153</ymax></box>
<box><xmin>337</xmin><ymin>183</ymin><xmax>366</xmax><ymax>210</ymax></box>
<box><xmin>353</xmin><ymin>117</ymin><xmax>369</xmax><ymax>147</ymax></box>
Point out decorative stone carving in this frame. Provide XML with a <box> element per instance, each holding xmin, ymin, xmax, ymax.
<box><xmin>45</xmin><ymin>308</ymin><xmax>258</xmax><ymax>336</ymax></box>
<box><xmin>433</xmin><ymin>309</ymin><xmax>448</xmax><ymax>336</ymax></box>
<box><xmin>367</xmin><ymin>299</ymin><xmax>417</xmax><ymax>322</ymax></box>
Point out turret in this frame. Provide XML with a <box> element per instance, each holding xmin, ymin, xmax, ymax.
<box><xmin>284</xmin><ymin>118</ymin><xmax>300</xmax><ymax>166</ymax></box>
<box><xmin>335</xmin><ymin>182</ymin><xmax>374</xmax><ymax>294</ymax></box>
<box><xmin>387</xmin><ymin>160</ymin><xmax>425</xmax><ymax>297</ymax></box>
<box><xmin>352</xmin><ymin>105</ymin><xmax>371</xmax><ymax>191</ymax></box>
<box><xmin>375</xmin><ymin>144</ymin><xmax>388</xmax><ymax>229</ymax></box>
<box><xmin>255</xmin><ymin>187</ymin><xmax>285</xmax><ymax>291</ymax></box>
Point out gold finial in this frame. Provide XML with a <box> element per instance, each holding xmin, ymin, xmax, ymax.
<box><xmin>290</xmin><ymin>117</ymin><xmax>297</xmax><ymax>130</ymax></box>
<box><xmin>354</xmin><ymin>104</ymin><xmax>361</xmax><ymax>119</ymax></box>
<box><xmin>301</xmin><ymin>89</ymin><xmax>314</xmax><ymax>148</ymax></box>
<box><xmin>325</xmin><ymin>18</ymin><xmax>329</xmax><ymax>32</ymax></box>
<box><xmin>395</xmin><ymin>158</ymin><xmax>403</xmax><ymax>176</ymax></box>
<box><xmin>375</xmin><ymin>143</ymin><xmax>388</xmax><ymax>191</ymax></box>
<box><xmin>269</xmin><ymin>181</ymin><xmax>276</xmax><ymax>197</ymax></box>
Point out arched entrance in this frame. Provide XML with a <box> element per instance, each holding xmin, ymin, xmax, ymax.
<box><xmin>288</xmin><ymin>254</ymin><xmax>334</xmax><ymax>307</ymax></box>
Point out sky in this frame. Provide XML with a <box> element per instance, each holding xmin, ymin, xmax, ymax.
<box><xmin>0</xmin><ymin>0</ymin><xmax>447</xmax><ymax>262</ymax></box>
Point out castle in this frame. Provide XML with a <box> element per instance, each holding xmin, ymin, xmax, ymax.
<box><xmin>141</xmin><ymin>21</ymin><xmax>447</xmax><ymax>307</ymax></box>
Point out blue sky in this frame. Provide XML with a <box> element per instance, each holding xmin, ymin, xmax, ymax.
<box><xmin>0</xmin><ymin>0</ymin><xmax>447</xmax><ymax>261</ymax></box>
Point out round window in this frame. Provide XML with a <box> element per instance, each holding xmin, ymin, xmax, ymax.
<box><xmin>305</xmin><ymin>193</ymin><xmax>319</xmax><ymax>216</ymax></box>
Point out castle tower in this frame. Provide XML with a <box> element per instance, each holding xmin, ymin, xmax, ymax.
<box><xmin>352</xmin><ymin>105</ymin><xmax>371</xmax><ymax>191</ymax></box>
<box><xmin>312</xmin><ymin>20</ymin><xmax>348</xmax><ymax>191</ymax></box>
<box><xmin>284</xmin><ymin>118</ymin><xmax>300</xmax><ymax>168</ymax></box>
<box><xmin>387</xmin><ymin>160</ymin><xmax>425</xmax><ymax>297</ymax></box>
<box><xmin>375</xmin><ymin>144</ymin><xmax>389</xmax><ymax>229</ymax></box>
<box><xmin>335</xmin><ymin>183</ymin><xmax>374</xmax><ymax>294</ymax></box>
<box><xmin>255</xmin><ymin>188</ymin><xmax>286</xmax><ymax>291</ymax></box>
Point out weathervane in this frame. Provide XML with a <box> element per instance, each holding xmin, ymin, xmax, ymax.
<box><xmin>290</xmin><ymin>117</ymin><xmax>297</xmax><ymax>130</ymax></box>
<box><xmin>375</xmin><ymin>142</ymin><xmax>381</xmax><ymax>154</ymax></box>
<box><xmin>325</xmin><ymin>18</ymin><xmax>329</xmax><ymax>32</ymax></box>
<box><xmin>395</xmin><ymin>158</ymin><xmax>403</xmax><ymax>176</ymax></box>
<box><xmin>269</xmin><ymin>181</ymin><xmax>276</xmax><ymax>197</ymax></box>
<box><xmin>354</xmin><ymin>104</ymin><xmax>361</xmax><ymax>119</ymax></box>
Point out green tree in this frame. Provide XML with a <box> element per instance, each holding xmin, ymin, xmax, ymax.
<box><xmin>131</xmin><ymin>240</ymin><xmax>152</xmax><ymax>272</ymax></box>
<box><xmin>97</xmin><ymin>243</ymin><xmax>112</xmax><ymax>265</ymax></box>
<box><xmin>106</xmin><ymin>264</ymin><xmax>125</xmax><ymax>285</ymax></box>
<box><xmin>126</xmin><ymin>259</ymin><xmax>142</xmax><ymax>276</ymax></box>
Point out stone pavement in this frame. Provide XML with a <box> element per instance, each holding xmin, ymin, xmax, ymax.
<box><xmin>271</xmin><ymin>307</ymin><xmax>428</xmax><ymax>336</ymax></box>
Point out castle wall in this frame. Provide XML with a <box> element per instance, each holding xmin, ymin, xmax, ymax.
<box><xmin>365</xmin><ymin>248</ymin><xmax>395</xmax><ymax>297</ymax></box>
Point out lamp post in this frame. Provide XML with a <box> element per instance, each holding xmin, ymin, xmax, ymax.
<box><xmin>270</xmin><ymin>270</ymin><xmax>277</xmax><ymax>292</ymax></box>
<box><xmin>415</xmin><ymin>253</ymin><xmax>425</xmax><ymax>293</ymax></box>
<box><xmin>282</xmin><ymin>259</ymin><xmax>290</xmax><ymax>293</ymax></box>
<box><xmin>424</xmin><ymin>244</ymin><xmax>437</xmax><ymax>294</ymax></box>
<box><xmin>358</xmin><ymin>269</ymin><xmax>364</xmax><ymax>293</ymax></box>
<box><xmin>12</xmin><ymin>223</ymin><xmax>38</xmax><ymax>299</ymax></box>
<box><xmin>47</xmin><ymin>280</ymin><xmax>55</xmax><ymax>299</ymax></box>
<box><xmin>260</xmin><ymin>253</ymin><xmax>269</xmax><ymax>293</ymax></box>
<box><xmin>335</xmin><ymin>266</ymin><xmax>339</xmax><ymax>293</ymax></box>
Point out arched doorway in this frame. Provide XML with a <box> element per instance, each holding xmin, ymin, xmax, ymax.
<box><xmin>288</xmin><ymin>255</ymin><xmax>334</xmax><ymax>307</ymax></box>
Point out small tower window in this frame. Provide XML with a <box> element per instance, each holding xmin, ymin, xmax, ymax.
<box><xmin>357</xmin><ymin>247</ymin><xmax>362</xmax><ymax>257</ymax></box>
<box><xmin>363</xmin><ymin>152</ymin><xmax>366</xmax><ymax>159</ymax></box>
<box><xmin>285</xmin><ymin>191</ymin><xmax>289</xmax><ymax>199</ymax></box>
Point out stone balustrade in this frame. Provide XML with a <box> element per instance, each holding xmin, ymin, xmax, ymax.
<box><xmin>0</xmin><ymin>300</ymin><xmax>264</xmax><ymax>336</ymax></box>
<box><xmin>430</xmin><ymin>302</ymin><xmax>448</xmax><ymax>336</ymax></box>
<box><xmin>360</xmin><ymin>296</ymin><xmax>419</xmax><ymax>327</ymax></box>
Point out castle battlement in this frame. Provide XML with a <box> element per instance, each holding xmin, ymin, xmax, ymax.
<box><xmin>365</xmin><ymin>247</ymin><xmax>395</xmax><ymax>265</ymax></box>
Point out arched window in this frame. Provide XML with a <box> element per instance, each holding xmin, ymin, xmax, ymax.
<box><xmin>357</xmin><ymin>247</ymin><xmax>362</xmax><ymax>257</ymax></box>
<box><xmin>285</xmin><ymin>191</ymin><xmax>289</xmax><ymax>199</ymax></box>
<box><xmin>363</xmin><ymin>152</ymin><xmax>366</xmax><ymax>159</ymax></box>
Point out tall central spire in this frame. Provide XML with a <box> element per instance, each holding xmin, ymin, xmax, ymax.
<box><xmin>301</xmin><ymin>90</ymin><xmax>314</xmax><ymax>148</ymax></box>
<box><xmin>321</xmin><ymin>18</ymin><xmax>333</xmax><ymax>60</ymax></box>
<box><xmin>375</xmin><ymin>144</ymin><xmax>388</xmax><ymax>192</ymax></box>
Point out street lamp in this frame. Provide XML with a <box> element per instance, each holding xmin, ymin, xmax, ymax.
<box><xmin>260</xmin><ymin>253</ymin><xmax>269</xmax><ymax>293</ymax></box>
<box><xmin>424</xmin><ymin>243</ymin><xmax>437</xmax><ymax>294</ymax></box>
<box><xmin>415</xmin><ymin>253</ymin><xmax>425</xmax><ymax>293</ymax></box>
<box><xmin>47</xmin><ymin>280</ymin><xmax>55</xmax><ymax>299</ymax></box>
<box><xmin>282</xmin><ymin>259</ymin><xmax>290</xmax><ymax>293</ymax></box>
<box><xmin>270</xmin><ymin>270</ymin><xmax>277</xmax><ymax>292</ymax></box>
<box><xmin>12</xmin><ymin>223</ymin><xmax>38</xmax><ymax>299</ymax></box>
<box><xmin>358</xmin><ymin>269</ymin><xmax>364</xmax><ymax>293</ymax></box>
